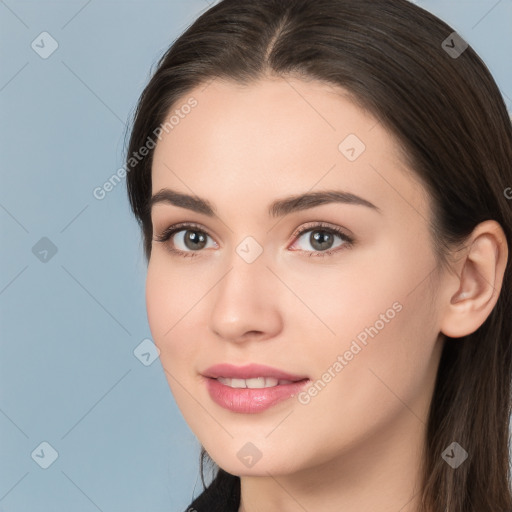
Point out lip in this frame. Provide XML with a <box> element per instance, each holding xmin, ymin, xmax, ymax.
<box><xmin>201</xmin><ymin>363</ymin><xmax>310</xmax><ymax>414</ymax></box>
<box><xmin>202</xmin><ymin>363</ymin><xmax>308</xmax><ymax>381</ymax></box>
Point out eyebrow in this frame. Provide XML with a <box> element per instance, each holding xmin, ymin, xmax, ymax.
<box><xmin>149</xmin><ymin>188</ymin><xmax>381</xmax><ymax>218</ymax></box>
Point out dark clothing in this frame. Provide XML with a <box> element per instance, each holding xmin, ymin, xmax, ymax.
<box><xmin>184</xmin><ymin>471</ymin><xmax>240</xmax><ymax>512</ymax></box>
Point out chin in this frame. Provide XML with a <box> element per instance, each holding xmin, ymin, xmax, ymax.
<box><xmin>203</xmin><ymin>440</ymin><xmax>306</xmax><ymax>477</ymax></box>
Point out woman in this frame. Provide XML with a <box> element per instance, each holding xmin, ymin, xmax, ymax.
<box><xmin>125</xmin><ymin>0</ymin><xmax>512</xmax><ymax>510</ymax></box>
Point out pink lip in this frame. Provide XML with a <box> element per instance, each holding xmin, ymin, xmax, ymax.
<box><xmin>201</xmin><ymin>363</ymin><xmax>310</xmax><ymax>414</ymax></box>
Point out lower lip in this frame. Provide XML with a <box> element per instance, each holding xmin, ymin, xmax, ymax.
<box><xmin>204</xmin><ymin>377</ymin><xmax>310</xmax><ymax>414</ymax></box>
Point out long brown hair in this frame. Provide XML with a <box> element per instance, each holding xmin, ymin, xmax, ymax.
<box><xmin>125</xmin><ymin>1</ymin><xmax>512</xmax><ymax>510</ymax></box>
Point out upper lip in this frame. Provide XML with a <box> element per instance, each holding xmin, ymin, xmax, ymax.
<box><xmin>202</xmin><ymin>363</ymin><xmax>308</xmax><ymax>381</ymax></box>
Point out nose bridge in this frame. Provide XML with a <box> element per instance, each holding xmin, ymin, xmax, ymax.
<box><xmin>216</xmin><ymin>237</ymin><xmax>269</xmax><ymax>310</ymax></box>
<box><xmin>209</xmin><ymin>236</ymin><xmax>282</xmax><ymax>341</ymax></box>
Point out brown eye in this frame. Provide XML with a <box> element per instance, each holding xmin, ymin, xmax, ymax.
<box><xmin>153</xmin><ymin>223</ymin><xmax>216</xmax><ymax>257</ymax></box>
<box><xmin>308</xmin><ymin>230</ymin><xmax>337</xmax><ymax>251</ymax></box>
<box><xmin>291</xmin><ymin>224</ymin><xmax>353</xmax><ymax>256</ymax></box>
<box><xmin>181</xmin><ymin>229</ymin><xmax>208</xmax><ymax>250</ymax></box>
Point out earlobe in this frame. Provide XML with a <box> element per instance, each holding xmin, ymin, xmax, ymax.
<box><xmin>440</xmin><ymin>220</ymin><xmax>508</xmax><ymax>339</ymax></box>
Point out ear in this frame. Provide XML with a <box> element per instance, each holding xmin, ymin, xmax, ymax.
<box><xmin>439</xmin><ymin>220</ymin><xmax>508</xmax><ymax>338</ymax></box>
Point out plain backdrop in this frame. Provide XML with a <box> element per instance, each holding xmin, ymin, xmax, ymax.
<box><xmin>1</xmin><ymin>1</ymin><xmax>511</xmax><ymax>511</ymax></box>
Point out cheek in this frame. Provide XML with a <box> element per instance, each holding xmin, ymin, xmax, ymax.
<box><xmin>146</xmin><ymin>254</ymin><xmax>198</xmax><ymax>334</ymax></box>
<box><xmin>314</xmin><ymin>294</ymin><xmax>438</xmax><ymax>437</ymax></box>
<box><xmin>284</xmin><ymin>294</ymin><xmax>439</xmax><ymax>471</ymax></box>
<box><xmin>145</xmin><ymin>256</ymin><xmax>217</xmax><ymax>385</ymax></box>
<box><xmin>145</xmin><ymin>263</ymin><xmax>200</xmax><ymax>418</ymax></box>
<box><xmin>291</xmin><ymin>259</ymin><xmax>410</xmax><ymax>367</ymax></box>
<box><xmin>300</xmin><ymin>240</ymin><xmax>440</xmax><ymax>414</ymax></box>
<box><xmin>145</xmin><ymin>259</ymin><xmax>192</xmax><ymax>360</ymax></box>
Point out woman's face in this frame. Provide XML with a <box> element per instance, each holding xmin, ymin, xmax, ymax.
<box><xmin>147</xmin><ymin>77</ymin><xmax>448</xmax><ymax>477</ymax></box>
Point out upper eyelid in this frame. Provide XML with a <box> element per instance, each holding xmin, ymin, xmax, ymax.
<box><xmin>292</xmin><ymin>221</ymin><xmax>353</xmax><ymax>238</ymax></box>
<box><xmin>155</xmin><ymin>220</ymin><xmax>353</xmax><ymax>244</ymax></box>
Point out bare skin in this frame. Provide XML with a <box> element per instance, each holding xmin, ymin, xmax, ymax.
<box><xmin>146</xmin><ymin>76</ymin><xmax>508</xmax><ymax>512</ymax></box>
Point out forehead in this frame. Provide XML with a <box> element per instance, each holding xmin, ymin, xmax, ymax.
<box><xmin>150</xmin><ymin>77</ymin><xmax>428</xmax><ymax>219</ymax></box>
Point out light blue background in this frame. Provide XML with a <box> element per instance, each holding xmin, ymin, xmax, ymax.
<box><xmin>1</xmin><ymin>1</ymin><xmax>511</xmax><ymax>511</ymax></box>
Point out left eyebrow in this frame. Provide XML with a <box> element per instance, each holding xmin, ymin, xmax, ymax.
<box><xmin>269</xmin><ymin>190</ymin><xmax>381</xmax><ymax>217</ymax></box>
<box><xmin>149</xmin><ymin>188</ymin><xmax>381</xmax><ymax>218</ymax></box>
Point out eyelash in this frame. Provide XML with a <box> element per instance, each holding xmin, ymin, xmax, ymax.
<box><xmin>153</xmin><ymin>221</ymin><xmax>354</xmax><ymax>259</ymax></box>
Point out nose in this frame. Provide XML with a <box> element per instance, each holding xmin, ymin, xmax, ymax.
<box><xmin>209</xmin><ymin>250</ymin><xmax>283</xmax><ymax>344</ymax></box>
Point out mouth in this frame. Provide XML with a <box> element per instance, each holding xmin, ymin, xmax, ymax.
<box><xmin>202</xmin><ymin>362</ymin><xmax>308</xmax><ymax>382</ymax></box>
<box><xmin>201</xmin><ymin>363</ymin><xmax>310</xmax><ymax>413</ymax></box>
<box><xmin>214</xmin><ymin>376</ymin><xmax>303</xmax><ymax>388</ymax></box>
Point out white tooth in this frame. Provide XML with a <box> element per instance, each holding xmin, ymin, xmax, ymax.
<box><xmin>245</xmin><ymin>377</ymin><xmax>267</xmax><ymax>389</ymax></box>
<box><xmin>264</xmin><ymin>377</ymin><xmax>279</xmax><ymax>387</ymax></box>
<box><xmin>230</xmin><ymin>378</ymin><xmax>247</xmax><ymax>388</ymax></box>
<box><xmin>216</xmin><ymin>377</ymin><xmax>285</xmax><ymax>388</ymax></box>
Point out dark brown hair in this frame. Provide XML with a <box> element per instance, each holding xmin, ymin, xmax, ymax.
<box><xmin>125</xmin><ymin>0</ymin><xmax>512</xmax><ymax>510</ymax></box>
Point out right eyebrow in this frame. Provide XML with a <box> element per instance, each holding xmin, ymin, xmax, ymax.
<box><xmin>150</xmin><ymin>188</ymin><xmax>215</xmax><ymax>216</ymax></box>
